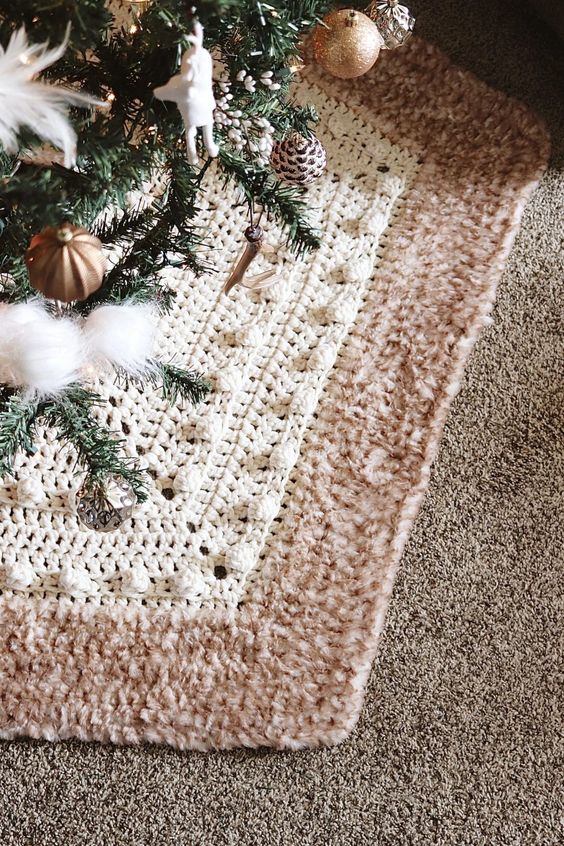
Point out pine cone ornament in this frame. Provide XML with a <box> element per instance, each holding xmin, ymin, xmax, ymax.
<box><xmin>270</xmin><ymin>133</ymin><xmax>327</xmax><ymax>185</ymax></box>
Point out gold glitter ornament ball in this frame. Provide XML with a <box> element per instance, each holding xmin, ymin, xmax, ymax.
<box><xmin>312</xmin><ymin>9</ymin><xmax>382</xmax><ymax>79</ymax></box>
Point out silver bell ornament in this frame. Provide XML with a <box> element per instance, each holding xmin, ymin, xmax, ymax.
<box><xmin>270</xmin><ymin>132</ymin><xmax>327</xmax><ymax>186</ymax></box>
<box><xmin>72</xmin><ymin>476</ymin><xmax>137</xmax><ymax>532</ymax></box>
<box><xmin>367</xmin><ymin>1</ymin><xmax>415</xmax><ymax>50</ymax></box>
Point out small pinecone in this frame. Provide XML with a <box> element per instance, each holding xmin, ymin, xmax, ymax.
<box><xmin>270</xmin><ymin>133</ymin><xmax>327</xmax><ymax>185</ymax></box>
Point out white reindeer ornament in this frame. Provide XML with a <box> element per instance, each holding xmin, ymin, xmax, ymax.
<box><xmin>154</xmin><ymin>23</ymin><xmax>219</xmax><ymax>166</ymax></box>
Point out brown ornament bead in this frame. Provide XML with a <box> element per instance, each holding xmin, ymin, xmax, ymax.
<box><xmin>25</xmin><ymin>223</ymin><xmax>106</xmax><ymax>303</ymax></box>
<box><xmin>312</xmin><ymin>9</ymin><xmax>382</xmax><ymax>80</ymax></box>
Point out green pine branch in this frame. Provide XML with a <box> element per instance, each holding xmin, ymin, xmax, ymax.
<box><xmin>0</xmin><ymin>0</ymin><xmax>335</xmax><ymax>499</ymax></box>
<box><xmin>40</xmin><ymin>386</ymin><xmax>149</xmax><ymax>502</ymax></box>
<box><xmin>115</xmin><ymin>362</ymin><xmax>212</xmax><ymax>407</ymax></box>
<box><xmin>0</xmin><ymin>0</ymin><xmax>328</xmax><ymax>289</ymax></box>
<box><xmin>0</xmin><ymin>391</ymin><xmax>40</xmax><ymax>477</ymax></box>
<box><xmin>158</xmin><ymin>363</ymin><xmax>211</xmax><ymax>405</ymax></box>
<box><xmin>218</xmin><ymin>149</ymin><xmax>321</xmax><ymax>255</ymax></box>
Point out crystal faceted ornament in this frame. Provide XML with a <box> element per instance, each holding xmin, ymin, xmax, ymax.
<box><xmin>72</xmin><ymin>476</ymin><xmax>137</xmax><ymax>531</ymax></box>
<box><xmin>312</xmin><ymin>9</ymin><xmax>382</xmax><ymax>79</ymax></box>
<box><xmin>367</xmin><ymin>0</ymin><xmax>415</xmax><ymax>50</ymax></box>
<box><xmin>270</xmin><ymin>132</ymin><xmax>327</xmax><ymax>185</ymax></box>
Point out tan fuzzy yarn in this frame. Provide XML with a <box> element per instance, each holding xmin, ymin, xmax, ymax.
<box><xmin>0</xmin><ymin>40</ymin><xmax>549</xmax><ymax>750</ymax></box>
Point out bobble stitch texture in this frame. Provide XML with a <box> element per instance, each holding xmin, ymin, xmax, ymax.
<box><xmin>248</xmin><ymin>494</ymin><xmax>278</xmax><ymax>522</ymax></box>
<box><xmin>16</xmin><ymin>477</ymin><xmax>45</xmax><ymax>506</ymax></box>
<box><xmin>270</xmin><ymin>442</ymin><xmax>298</xmax><ymax>470</ymax></box>
<box><xmin>228</xmin><ymin>545</ymin><xmax>255</xmax><ymax>574</ymax></box>
<box><xmin>309</xmin><ymin>343</ymin><xmax>337</xmax><ymax>371</ymax></box>
<box><xmin>173</xmin><ymin>468</ymin><xmax>202</xmax><ymax>494</ymax></box>
<box><xmin>174</xmin><ymin>569</ymin><xmax>207</xmax><ymax>597</ymax></box>
<box><xmin>121</xmin><ymin>568</ymin><xmax>150</xmax><ymax>595</ymax></box>
<box><xmin>0</xmin><ymin>77</ymin><xmax>419</xmax><ymax>608</ymax></box>
<box><xmin>58</xmin><ymin>565</ymin><xmax>95</xmax><ymax>597</ymax></box>
<box><xmin>3</xmin><ymin>562</ymin><xmax>35</xmax><ymax>590</ymax></box>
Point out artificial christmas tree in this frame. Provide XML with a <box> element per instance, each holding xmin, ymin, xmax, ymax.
<box><xmin>0</xmin><ymin>0</ymin><xmax>414</xmax><ymax>527</ymax></box>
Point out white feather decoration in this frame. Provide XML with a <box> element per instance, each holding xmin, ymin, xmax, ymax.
<box><xmin>0</xmin><ymin>300</ymin><xmax>86</xmax><ymax>396</ymax></box>
<box><xmin>84</xmin><ymin>302</ymin><xmax>157</xmax><ymax>377</ymax></box>
<box><xmin>0</xmin><ymin>27</ymin><xmax>106</xmax><ymax>168</ymax></box>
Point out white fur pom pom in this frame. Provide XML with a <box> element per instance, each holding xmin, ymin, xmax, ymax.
<box><xmin>85</xmin><ymin>302</ymin><xmax>157</xmax><ymax>377</ymax></box>
<box><xmin>0</xmin><ymin>301</ymin><xmax>85</xmax><ymax>396</ymax></box>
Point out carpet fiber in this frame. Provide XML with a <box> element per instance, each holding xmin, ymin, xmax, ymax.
<box><xmin>0</xmin><ymin>0</ymin><xmax>562</xmax><ymax>842</ymax></box>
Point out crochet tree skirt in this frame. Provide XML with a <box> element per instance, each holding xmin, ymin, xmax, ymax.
<box><xmin>0</xmin><ymin>40</ymin><xmax>549</xmax><ymax>750</ymax></box>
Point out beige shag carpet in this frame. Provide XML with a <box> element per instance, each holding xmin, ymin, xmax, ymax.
<box><xmin>0</xmin><ymin>0</ymin><xmax>562</xmax><ymax>842</ymax></box>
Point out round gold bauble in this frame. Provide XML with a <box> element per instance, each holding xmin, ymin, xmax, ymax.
<box><xmin>25</xmin><ymin>223</ymin><xmax>106</xmax><ymax>303</ymax></box>
<box><xmin>312</xmin><ymin>9</ymin><xmax>382</xmax><ymax>79</ymax></box>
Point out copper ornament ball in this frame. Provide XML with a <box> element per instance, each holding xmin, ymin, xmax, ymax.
<box><xmin>312</xmin><ymin>9</ymin><xmax>382</xmax><ymax>80</ymax></box>
<box><xmin>25</xmin><ymin>223</ymin><xmax>106</xmax><ymax>303</ymax></box>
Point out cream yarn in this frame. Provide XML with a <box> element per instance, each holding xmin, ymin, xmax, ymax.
<box><xmin>0</xmin><ymin>80</ymin><xmax>418</xmax><ymax>608</ymax></box>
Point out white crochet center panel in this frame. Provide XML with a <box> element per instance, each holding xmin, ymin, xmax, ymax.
<box><xmin>0</xmin><ymin>80</ymin><xmax>419</xmax><ymax>609</ymax></box>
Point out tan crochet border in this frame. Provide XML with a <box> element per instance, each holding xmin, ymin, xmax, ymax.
<box><xmin>0</xmin><ymin>41</ymin><xmax>549</xmax><ymax>750</ymax></box>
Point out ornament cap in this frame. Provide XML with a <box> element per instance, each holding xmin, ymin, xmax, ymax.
<box><xmin>56</xmin><ymin>226</ymin><xmax>74</xmax><ymax>244</ymax></box>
